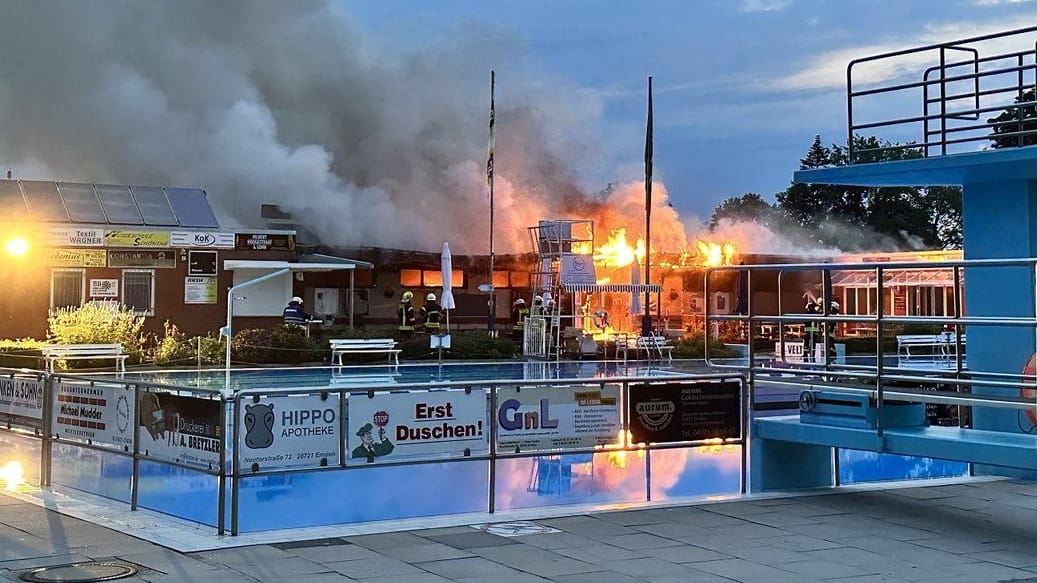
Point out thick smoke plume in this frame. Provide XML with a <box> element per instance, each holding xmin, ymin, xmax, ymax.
<box><xmin>0</xmin><ymin>0</ymin><xmax>655</xmax><ymax>255</ymax></box>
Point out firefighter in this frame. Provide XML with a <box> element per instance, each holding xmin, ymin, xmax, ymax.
<box><xmin>511</xmin><ymin>298</ymin><xmax>529</xmax><ymax>343</ymax></box>
<box><xmin>803</xmin><ymin>292</ymin><xmax>822</xmax><ymax>356</ymax></box>
<box><xmin>398</xmin><ymin>291</ymin><xmax>416</xmax><ymax>336</ymax></box>
<box><xmin>421</xmin><ymin>292</ymin><xmax>443</xmax><ymax>332</ymax></box>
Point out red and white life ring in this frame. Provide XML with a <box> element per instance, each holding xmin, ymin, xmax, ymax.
<box><xmin>592</xmin><ymin>308</ymin><xmax>611</xmax><ymax>330</ymax></box>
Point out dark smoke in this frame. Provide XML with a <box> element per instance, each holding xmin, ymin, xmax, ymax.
<box><xmin>0</xmin><ymin>0</ymin><xmax>615</xmax><ymax>254</ymax></box>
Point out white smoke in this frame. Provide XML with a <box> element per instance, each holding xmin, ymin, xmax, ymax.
<box><xmin>0</xmin><ymin>0</ymin><xmax>610</xmax><ymax>255</ymax></box>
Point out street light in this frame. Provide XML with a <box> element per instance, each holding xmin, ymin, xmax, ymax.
<box><xmin>5</xmin><ymin>237</ymin><xmax>28</xmax><ymax>257</ymax></box>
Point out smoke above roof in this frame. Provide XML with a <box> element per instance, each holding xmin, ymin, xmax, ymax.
<box><xmin>0</xmin><ymin>0</ymin><xmax>626</xmax><ymax>254</ymax></box>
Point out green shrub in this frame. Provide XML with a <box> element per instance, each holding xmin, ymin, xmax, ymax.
<box><xmin>672</xmin><ymin>334</ymin><xmax>739</xmax><ymax>359</ymax></box>
<box><xmin>270</xmin><ymin>325</ymin><xmax>322</xmax><ymax>364</ymax></box>
<box><xmin>840</xmin><ymin>336</ymin><xmax>898</xmax><ymax>355</ymax></box>
<box><xmin>197</xmin><ymin>333</ymin><xmax>226</xmax><ymax>365</ymax></box>
<box><xmin>153</xmin><ymin>322</ymin><xmax>195</xmax><ymax>365</ymax></box>
<box><xmin>0</xmin><ymin>338</ymin><xmax>46</xmax><ymax>369</ymax></box>
<box><xmin>47</xmin><ymin>302</ymin><xmax>146</xmax><ymax>365</ymax></box>
<box><xmin>433</xmin><ymin>331</ymin><xmax>517</xmax><ymax>360</ymax></box>
<box><xmin>231</xmin><ymin>328</ymin><xmax>272</xmax><ymax>364</ymax></box>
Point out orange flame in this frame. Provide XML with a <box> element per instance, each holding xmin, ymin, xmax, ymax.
<box><xmin>696</xmin><ymin>241</ymin><xmax>736</xmax><ymax>267</ymax></box>
<box><xmin>593</xmin><ymin>229</ymin><xmax>644</xmax><ymax>268</ymax></box>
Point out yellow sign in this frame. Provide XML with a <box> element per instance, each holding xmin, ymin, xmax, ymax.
<box><xmin>104</xmin><ymin>230</ymin><xmax>170</xmax><ymax>248</ymax></box>
<box><xmin>184</xmin><ymin>276</ymin><xmax>218</xmax><ymax>304</ymax></box>
<box><xmin>44</xmin><ymin>248</ymin><xmax>107</xmax><ymax>267</ymax></box>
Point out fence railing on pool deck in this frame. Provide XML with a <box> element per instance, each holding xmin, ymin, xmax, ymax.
<box><xmin>0</xmin><ymin>368</ymin><xmax>746</xmax><ymax>536</ymax></box>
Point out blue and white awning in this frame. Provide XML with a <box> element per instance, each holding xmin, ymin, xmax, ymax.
<box><xmin>561</xmin><ymin>283</ymin><xmax>661</xmax><ymax>293</ymax></box>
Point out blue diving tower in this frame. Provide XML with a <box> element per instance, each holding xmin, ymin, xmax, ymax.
<box><xmin>749</xmin><ymin>26</ymin><xmax>1037</xmax><ymax>489</ymax></box>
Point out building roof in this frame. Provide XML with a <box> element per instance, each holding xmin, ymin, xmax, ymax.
<box><xmin>0</xmin><ymin>180</ymin><xmax>219</xmax><ymax>228</ymax></box>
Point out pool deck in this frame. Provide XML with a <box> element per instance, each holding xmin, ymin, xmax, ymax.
<box><xmin>4</xmin><ymin>477</ymin><xmax>1037</xmax><ymax>582</ymax></box>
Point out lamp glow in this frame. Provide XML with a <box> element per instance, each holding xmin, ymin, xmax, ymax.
<box><xmin>0</xmin><ymin>460</ymin><xmax>24</xmax><ymax>491</ymax></box>
<box><xmin>5</xmin><ymin>237</ymin><xmax>29</xmax><ymax>256</ymax></box>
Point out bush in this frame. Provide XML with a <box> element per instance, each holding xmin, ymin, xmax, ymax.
<box><xmin>270</xmin><ymin>325</ymin><xmax>322</xmax><ymax>364</ymax></box>
<box><xmin>231</xmin><ymin>328</ymin><xmax>272</xmax><ymax>364</ymax></box>
<box><xmin>841</xmin><ymin>336</ymin><xmax>898</xmax><ymax>355</ymax></box>
<box><xmin>197</xmin><ymin>333</ymin><xmax>226</xmax><ymax>365</ymax></box>
<box><xmin>672</xmin><ymin>334</ymin><xmax>739</xmax><ymax>359</ymax></box>
<box><xmin>152</xmin><ymin>322</ymin><xmax>195</xmax><ymax>365</ymax></box>
<box><xmin>47</xmin><ymin>302</ymin><xmax>146</xmax><ymax>364</ymax></box>
<box><xmin>433</xmin><ymin>331</ymin><xmax>517</xmax><ymax>360</ymax></box>
<box><xmin>0</xmin><ymin>338</ymin><xmax>46</xmax><ymax>369</ymax></box>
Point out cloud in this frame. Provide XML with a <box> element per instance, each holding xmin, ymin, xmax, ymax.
<box><xmin>741</xmin><ymin>0</ymin><xmax>792</xmax><ymax>11</ymax></box>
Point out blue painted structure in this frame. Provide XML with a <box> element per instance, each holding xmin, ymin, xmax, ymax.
<box><xmin>752</xmin><ymin>27</ymin><xmax>1037</xmax><ymax>489</ymax></box>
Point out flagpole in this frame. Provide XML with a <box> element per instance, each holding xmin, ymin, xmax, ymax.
<box><xmin>641</xmin><ymin>76</ymin><xmax>654</xmax><ymax>337</ymax></box>
<box><xmin>487</xmin><ymin>70</ymin><xmax>497</xmax><ymax>335</ymax></box>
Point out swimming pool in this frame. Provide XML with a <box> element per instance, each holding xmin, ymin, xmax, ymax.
<box><xmin>2</xmin><ymin>361</ymin><xmax>968</xmax><ymax>534</ymax></box>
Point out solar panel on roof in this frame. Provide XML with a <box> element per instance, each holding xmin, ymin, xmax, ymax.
<box><xmin>21</xmin><ymin>181</ymin><xmax>69</xmax><ymax>221</ymax></box>
<box><xmin>165</xmin><ymin>187</ymin><xmax>219</xmax><ymax>228</ymax></box>
<box><xmin>58</xmin><ymin>183</ymin><xmax>107</xmax><ymax>224</ymax></box>
<box><xmin>129</xmin><ymin>186</ymin><xmax>178</xmax><ymax>226</ymax></box>
<box><xmin>0</xmin><ymin>181</ymin><xmax>28</xmax><ymax>220</ymax></box>
<box><xmin>96</xmin><ymin>184</ymin><xmax>144</xmax><ymax>225</ymax></box>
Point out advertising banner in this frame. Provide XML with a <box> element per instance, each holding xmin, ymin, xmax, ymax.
<box><xmin>89</xmin><ymin>279</ymin><xmax>119</xmax><ymax>298</ymax></box>
<box><xmin>170</xmin><ymin>231</ymin><xmax>235</xmax><ymax>248</ymax></box>
<box><xmin>138</xmin><ymin>391</ymin><xmax>222</xmax><ymax>472</ymax></box>
<box><xmin>346</xmin><ymin>390</ymin><xmax>487</xmax><ymax>464</ymax></box>
<box><xmin>559</xmin><ymin>254</ymin><xmax>597</xmax><ymax>285</ymax></box>
<box><xmin>0</xmin><ymin>376</ymin><xmax>44</xmax><ymax>430</ymax></box>
<box><xmin>238</xmin><ymin>393</ymin><xmax>340</xmax><ymax>471</ymax></box>
<box><xmin>43</xmin><ymin>248</ymin><xmax>107</xmax><ymax>267</ymax></box>
<box><xmin>108</xmin><ymin>249</ymin><xmax>176</xmax><ymax>268</ymax></box>
<box><xmin>188</xmin><ymin>250</ymin><xmax>218</xmax><ymax>275</ymax></box>
<box><xmin>104</xmin><ymin>230</ymin><xmax>170</xmax><ymax>247</ymax></box>
<box><xmin>184</xmin><ymin>276</ymin><xmax>218</xmax><ymax>304</ymax></box>
<box><xmin>628</xmin><ymin>381</ymin><xmax>741</xmax><ymax>444</ymax></box>
<box><xmin>52</xmin><ymin>382</ymin><xmax>134</xmax><ymax>450</ymax></box>
<box><xmin>46</xmin><ymin>228</ymin><xmax>105</xmax><ymax>247</ymax></box>
<box><xmin>234</xmin><ymin>233</ymin><xmax>295</xmax><ymax>251</ymax></box>
<box><xmin>495</xmin><ymin>385</ymin><xmax>621</xmax><ymax>452</ymax></box>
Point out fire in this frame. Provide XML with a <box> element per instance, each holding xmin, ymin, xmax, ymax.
<box><xmin>696</xmin><ymin>241</ymin><xmax>736</xmax><ymax>267</ymax></box>
<box><xmin>593</xmin><ymin>229</ymin><xmax>644</xmax><ymax>268</ymax></box>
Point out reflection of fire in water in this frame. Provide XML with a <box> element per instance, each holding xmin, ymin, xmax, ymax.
<box><xmin>0</xmin><ymin>460</ymin><xmax>25</xmax><ymax>491</ymax></box>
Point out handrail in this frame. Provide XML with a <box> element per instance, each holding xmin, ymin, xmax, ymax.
<box><xmin>844</xmin><ymin>27</ymin><xmax>1037</xmax><ymax>162</ymax></box>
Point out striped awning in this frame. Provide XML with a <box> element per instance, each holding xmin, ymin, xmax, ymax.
<box><xmin>561</xmin><ymin>283</ymin><xmax>662</xmax><ymax>293</ymax></box>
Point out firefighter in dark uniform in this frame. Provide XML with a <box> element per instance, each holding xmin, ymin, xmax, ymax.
<box><xmin>421</xmin><ymin>292</ymin><xmax>443</xmax><ymax>332</ymax></box>
<box><xmin>398</xmin><ymin>291</ymin><xmax>416</xmax><ymax>336</ymax></box>
<box><xmin>511</xmin><ymin>298</ymin><xmax>529</xmax><ymax>343</ymax></box>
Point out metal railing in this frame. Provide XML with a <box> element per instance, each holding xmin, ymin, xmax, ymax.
<box><xmin>704</xmin><ymin>257</ymin><xmax>1037</xmax><ymax>437</ymax></box>
<box><xmin>846</xmin><ymin>26</ymin><xmax>1037</xmax><ymax>162</ymax></box>
<box><xmin>0</xmin><ymin>367</ymin><xmax>745</xmax><ymax>536</ymax></box>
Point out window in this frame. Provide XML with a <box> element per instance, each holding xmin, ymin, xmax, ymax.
<box><xmin>51</xmin><ymin>270</ymin><xmax>84</xmax><ymax>310</ymax></box>
<box><xmin>399</xmin><ymin>269</ymin><xmax>463</xmax><ymax>288</ymax></box>
<box><xmin>122</xmin><ymin>270</ymin><xmax>155</xmax><ymax>315</ymax></box>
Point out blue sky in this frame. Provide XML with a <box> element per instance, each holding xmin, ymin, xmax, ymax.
<box><xmin>347</xmin><ymin>0</ymin><xmax>1037</xmax><ymax>222</ymax></box>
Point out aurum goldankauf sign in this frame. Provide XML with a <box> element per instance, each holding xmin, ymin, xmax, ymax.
<box><xmin>0</xmin><ymin>376</ymin><xmax>44</xmax><ymax>430</ymax></box>
<box><xmin>238</xmin><ymin>393</ymin><xmax>341</xmax><ymax>471</ymax></box>
<box><xmin>628</xmin><ymin>381</ymin><xmax>741</xmax><ymax>444</ymax></box>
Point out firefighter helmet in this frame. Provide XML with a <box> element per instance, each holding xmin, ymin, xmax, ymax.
<box><xmin>426</xmin><ymin>293</ymin><xmax>436</xmax><ymax>301</ymax></box>
<box><xmin>401</xmin><ymin>291</ymin><xmax>413</xmax><ymax>302</ymax></box>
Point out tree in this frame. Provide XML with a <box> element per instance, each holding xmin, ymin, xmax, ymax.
<box><xmin>707</xmin><ymin>193</ymin><xmax>774</xmax><ymax>229</ymax></box>
<box><xmin>775</xmin><ymin>135</ymin><xmax>962</xmax><ymax>250</ymax></box>
<box><xmin>987</xmin><ymin>88</ymin><xmax>1037</xmax><ymax>149</ymax></box>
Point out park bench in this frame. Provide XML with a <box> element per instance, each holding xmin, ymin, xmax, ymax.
<box><xmin>615</xmin><ymin>333</ymin><xmax>674</xmax><ymax>362</ymax></box>
<box><xmin>329</xmin><ymin>338</ymin><xmax>400</xmax><ymax>366</ymax></box>
<box><xmin>896</xmin><ymin>333</ymin><xmax>965</xmax><ymax>363</ymax></box>
<box><xmin>41</xmin><ymin>343</ymin><xmax>127</xmax><ymax>373</ymax></box>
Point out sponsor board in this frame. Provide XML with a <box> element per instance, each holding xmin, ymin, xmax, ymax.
<box><xmin>138</xmin><ymin>391</ymin><xmax>222</xmax><ymax>472</ymax></box>
<box><xmin>104</xmin><ymin>230</ymin><xmax>170</xmax><ymax>247</ymax></box>
<box><xmin>188</xmin><ymin>250</ymin><xmax>218</xmax><ymax>275</ymax></box>
<box><xmin>107</xmin><ymin>249</ymin><xmax>176</xmax><ymax>268</ymax></box>
<box><xmin>52</xmin><ymin>382</ymin><xmax>134</xmax><ymax>450</ymax></box>
<box><xmin>238</xmin><ymin>393</ymin><xmax>340</xmax><ymax>471</ymax></box>
<box><xmin>346</xmin><ymin>390</ymin><xmax>486</xmax><ymax>464</ymax></box>
<box><xmin>559</xmin><ymin>254</ymin><xmax>597</xmax><ymax>285</ymax></box>
<box><xmin>89</xmin><ymin>278</ymin><xmax>119</xmax><ymax>298</ymax></box>
<box><xmin>628</xmin><ymin>381</ymin><xmax>741</xmax><ymax>444</ymax></box>
<box><xmin>495</xmin><ymin>385</ymin><xmax>621</xmax><ymax>452</ymax></box>
<box><xmin>234</xmin><ymin>233</ymin><xmax>295</xmax><ymax>251</ymax></box>
<box><xmin>184</xmin><ymin>276</ymin><xmax>218</xmax><ymax>304</ymax></box>
<box><xmin>170</xmin><ymin>231</ymin><xmax>235</xmax><ymax>248</ymax></box>
<box><xmin>0</xmin><ymin>377</ymin><xmax>44</xmax><ymax>430</ymax></box>
<box><xmin>44</xmin><ymin>248</ymin><xmax>107</xmax><ymax>267</ymax></box>
<box><xmin>46</xmin><ymin>228</ymin><xmax>105</xmax><ymax>247</ymax></box>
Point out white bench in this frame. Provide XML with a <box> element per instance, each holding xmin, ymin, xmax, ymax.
<box><xmin>330</xmin><ymin>338</ymin><xmax>401</xmax><ymax>365</ymax></box>
<box><xmin>637</xmin><ymin>334</ymin><xmax>674</xmax><ymax>362</ymax></box>
<box><xmin>896</xmin><ymin>333</ymin><xmax>965</xmax><ymax>362</ymax></box>
<box><xmin>41</xmin><ymin>344</ymin><xmax>127</xmax><ymax>373</ymax></box>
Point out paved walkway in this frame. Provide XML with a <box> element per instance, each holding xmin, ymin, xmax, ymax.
<box><xmin>5</xmin><ymin>477</ymin><xmax>1037</xmax><ymax>582</ymax></box>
